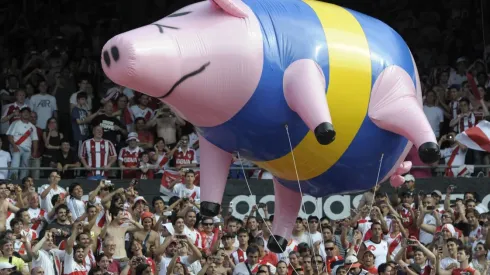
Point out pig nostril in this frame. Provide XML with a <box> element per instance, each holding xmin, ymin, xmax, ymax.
<box><xmin>103</xmin><ymin>51</ymin><xmax>111</xmax><ymax>67</ymax></box>
<box><xmin>111</xmin><ymin>46</ymin><xmax>120</xmax><ymax>62</ymax></box>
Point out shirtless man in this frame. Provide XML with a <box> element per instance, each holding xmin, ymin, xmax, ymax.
<box><xmin>102</xmin><ymin>207</ymin><xmax>144</xmax><ymax>266</ymax></box>
<box><xmin>133</xmin><ymin>211</ymin><xmax>160</xmax><ymax>257</ymax></box>
<box><xmin>146</xmin><ymin>106</ymin><xmax>185</xmax><ymax>147</ymax></box>
<box><xmin>0</xmin><ymin>182</ymin><xmax>19</xmax><ymax>232</ymax></box>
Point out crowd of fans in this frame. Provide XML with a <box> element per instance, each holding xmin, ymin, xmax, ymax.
<box><xmin>0</xmin><ymin>0</ymin><xmax>488</xmax><ymax>274</ymax></box>
<box><xmin>0</xmin><ymin>163</ymin><xmax>488</xmax><ymax>275</ymax></box>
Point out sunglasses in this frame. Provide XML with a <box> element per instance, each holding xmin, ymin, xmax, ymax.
<box><xmin>203</xmin><ymin>223</ymin><xmax>213</xmax><ymax>226</ymax></box>
<box><xmin>321</xmin><ymin>223</ymin><xmax>329</xmax><ymax>227</ymax></box>
<box><xmin>325</xmin><ymin>247</ymin><xmax>335</xmax><ymax>251</ymax></box>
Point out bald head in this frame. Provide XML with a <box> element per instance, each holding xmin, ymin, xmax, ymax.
<box><xmin>31</xmin><ymin>267</ymin><xmax>45</xmax><ymax>275</ymax></box>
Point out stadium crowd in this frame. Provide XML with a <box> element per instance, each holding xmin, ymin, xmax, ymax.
<box><xmin>0</xmin><ymin>0</ymin><xmax>489</xmax><ymax>274</ymax></box>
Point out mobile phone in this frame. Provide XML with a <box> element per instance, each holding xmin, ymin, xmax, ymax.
<box><xmin>406</xmin><ymin>239</ymin><xmax>417</xmax><ymax>245</ymax></box>
<box><xmin>176</xmin><ymin>235</ymin><xmax>186</xmax><ymax>239</ymax></box>
<box><xmin>258</xmin><ymin>203</ymin><xmax>266</xmax><ymax>208</ymax></box>
<box><xmin>164</xmin><ymin>211</ymin><xmax>173</xmax><ymax>216</ymax></box>
<box><xmin>426</xmin><ymin>206</ymin><xmax>435</xmax><ymax>211</ymax></box>
<box><xmin>449</xmin><ymin>185</ymin><xmax>457</xmax><ymax>192</ymax></box>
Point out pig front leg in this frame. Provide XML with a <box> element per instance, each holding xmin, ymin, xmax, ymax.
<box><xmin>283</xmin><ymin>59</ymin><xmax>336</xmax><ymax>145</ymax></box>
<box><xmin>267</xmin><ymin>178</ymin><xmax>302</xmax><ymax>254</ymax></box>
<box><xmin>368</xmin><ymin>65</ymin><xmax>440</xmax><ymax>164</ymax></box>
<box><xmin>198</xmin><ymin>135</ymin><xmax>233</xmax><ymax>217</ymax></box>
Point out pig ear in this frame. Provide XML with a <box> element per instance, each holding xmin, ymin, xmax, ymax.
<box><xmin>212</xmin><ymin>0</ymin><xmax>248</xmax><ymax>18</ymax></box>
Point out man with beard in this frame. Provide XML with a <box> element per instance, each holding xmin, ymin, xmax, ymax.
<box><xmin>31</xmin><ymin>231</ymin><xmax>64</xmax><ymax>274</ymax></box>
<box><xmin>64</xmin><ymin>221</ymin><xmax>88</xmax><ymax>274</ymax></box>
<box><xmin>154</xmin><ymin>235</ymin><xmax>202</xmax><ymax>274</ymax></box>
<box><xmin>46</xmin><ymin>205</ymin><xmax>72</xmax><ymax>246</ymax></box>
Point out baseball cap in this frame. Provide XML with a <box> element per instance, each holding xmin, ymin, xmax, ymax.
<box><xmin>402</xmin><ymin>191</ymin><xmax>414</xmax><ymax>197</ymax></box>
<box><xmin>19</xmin><ymin>106</ymin><xmax>31</xmax><ymax>113</ymax></box>
<box><xmin>431</xmin><ymin>190</ymin><xmax>442</xmax><ymax>197</ymax></box>
<box><xmin>404</xmin><ymin>174</ymin><xmax>415</xmax><ymax>182</ymax></box>
<box><xmin>134</xmin><ymin>196</ymin><xmax>148</xmax><ymax>205</ymax></box>
<box><xmin>0</xmin><ymin>262</ymin><xmax>15</xmax><ymax>269</ymax></box>
<box><xmin>126</xmin><ymin>132</ymin><xmax>140</xmax><ymax>142</ymax></box>
<box><xmin>344</xmin><ymin>255</ymin><xmax>361</xmax><ymax>268</ymax></box>
<box><xmin>140</xmin><ymin>211</ymin><xmax>153</xmax><ymax>221</ymax></box>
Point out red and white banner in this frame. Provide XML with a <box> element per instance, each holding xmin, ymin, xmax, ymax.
<box><xmin>455</xmin><ymin>120</ymin><xmax>490</xmax><ymax>152</ymax></box>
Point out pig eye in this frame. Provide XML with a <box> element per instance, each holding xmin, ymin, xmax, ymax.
<box><xmin>153</xmin><ymin>24</ymin><xmax>179</xmax><ymax>34</ymax></box>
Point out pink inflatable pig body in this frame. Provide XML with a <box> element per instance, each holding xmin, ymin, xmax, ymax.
<box><xmin>102</xmin><ymin>0</ymin><xmax>440</xmax><ymax>253</ymax></box>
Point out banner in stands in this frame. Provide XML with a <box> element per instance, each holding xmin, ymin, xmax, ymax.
<box><xmin>24</xmin><ymin>178</ymin><xmax>490</xmax><ymax>220</ymax></box>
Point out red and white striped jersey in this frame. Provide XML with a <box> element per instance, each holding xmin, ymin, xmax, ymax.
<box><xmin>28</xmin><ymin>208</ymin><xmax>47</xmax><ymax>235</ymax></box>
<box><xmin>277</xmin><ymin>239</ymin><xmax>298</xmax><ymax>262</ymax></box>
<box><xmin>80</xmin><ymin>138</ymin><xmax>116</xmax><ymax>177</ymax></box>
<box><xmin>174</xmin><ymin>148</ymin><xmax>198</xmax><ymax>166</ymax></box>
<box><xmin>130</xmin><ymin>105</ymin><xmax>154</xmax><ymax>122</ymax></box>
<box><xmin>64</xmin><ymin>250</ymin><xmax>88</xmax><ymax>275</ymax></box>
<box><xmin>2</xmin><ymin>102</ymin><xmax>27</xmax><ymax>125</ymax></box>
<box><xmin>118</xmin><ymin>146</ymin><xmax>143</xmax><ymax>168</ymax></box>
<box><xmin>184</xmin><ymin>226</ymin><xmax>202</xmax><ymax>248</ymax></box>
<box><xmin>457</xmin><ymin>113</ymin><xmax>476</xmax><ymax>133</ymax></box>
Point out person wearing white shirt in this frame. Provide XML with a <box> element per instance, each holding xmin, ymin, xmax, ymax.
<box><xmin>38</xmin><ymin>171</ymin><xmax>66</xmax><ymax>212</ymax></box>
<box><xmin>31</xmin><ymin>231</ymin><xmax>65</xmax><ymax>275</ymax></box>
<box><xmin>29</xmin><ymin>81</ymin><xmax>57</xmax><ymax>129</ymax></box>
<box><xmin>173</xmin><ymin>170</ymin><xmax>201</xmax><ymax>202</ymax></box>
<box><xmin>66</xmin><ymin>183</ymin><xmax>87</xmax><ymax>221</ymax></box>
<box><xmin>6</xmin><ymin>107</ymin><xmax>38</xmax><ymax>179</ymax></box>
<box><xmin>0</xmin><ymin>139</ymin><xmax>11</xmax><ymax>179</ymax></box>
<box><xmin>423</xmin><ymin>91</ymin><xmax>444</xmax><ymax>138</ymax></box>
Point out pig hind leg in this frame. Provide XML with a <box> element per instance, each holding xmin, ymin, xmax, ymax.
<box><xmin>368</xmin><ymin>65</ymin><xmax>440</xmax><ymax>164</ymax></box>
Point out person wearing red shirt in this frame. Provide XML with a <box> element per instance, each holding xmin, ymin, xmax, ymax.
<box><xmin>324</xmin><ymin>240</ymin><xmax>343</xmax><ymax>274</ymax></box>
<box><xmin>173</xmin><ymin>136</ymin><xmax>198</xmax><ymax>169</ymax></box>
<box><xmin>118</xmin><ymin>132</ymin><xmax>144</xmax><ymax>179</ymax></box>
<box><xmin>251</xmin><ymin>237</ymin><xmax>278</xmax><ymax>268</ymax></box>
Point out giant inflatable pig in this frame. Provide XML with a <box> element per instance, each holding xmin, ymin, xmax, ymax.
<box><xmin>101</xmin><ymin>0</ymin><xmax>440</xmax><ymax>252</ymax></box>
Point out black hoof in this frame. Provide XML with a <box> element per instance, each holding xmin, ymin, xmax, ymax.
<box><xmin>200</xmin><ymin>201</ymin><xmax>221</xmax><ymax>217</ymax></box>
<box><xmin>314</xmin><ymin>122</ymin><xmax>336</xmax><ymax>145</ymax></box>
<box><xmin>418</xmin><ymin>142</ymin><xmax>440</xmax><ymax>164</ymax></box>
<box><xmin>267</xmin><ymin>235</ymin><xmax>288</xmax><ymax>254</ymax></box>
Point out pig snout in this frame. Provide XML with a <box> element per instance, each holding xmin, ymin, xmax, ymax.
<box><xmin>101</xmin><ymin>31</ymin><xmax>181</xmax><ymax>98</ymax></box>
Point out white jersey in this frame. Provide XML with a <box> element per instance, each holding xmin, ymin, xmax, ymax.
<box><xmin>383</xmin><ymin>232</ymin><xmax>403</xmax><ymax>260</ymax></box>
<box><xmin>363</xmin><ymin>239</ymin><xmax>389</xmax><ymax>269</ymax></box>
<box><xmin>38</xmin><ymin>185</ymin><xmax>67</xmax><ymax>213</ymax></box>
<box><xmin>173</xmin><ymin>184</ymin><xmax>201</xmax><ymax>202</ymax></box>
<box><xmin>66</xmin><ymin>195</ymin><xmax>86</xmax><ymax>221</ymax></box>
<box><xmin>6</xmin><ymin>120</ymin><xmax>38</xmax><ymax>150</ymax></box>
<box><xmin>28</xmin><ymin>208</ymin><xmax>48</xmax><ymax>235</ymax></box>
<box><xmin>32</xmin><ymin>249</ymin><xmax>64</xmax><ymax>275</ymax></box>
